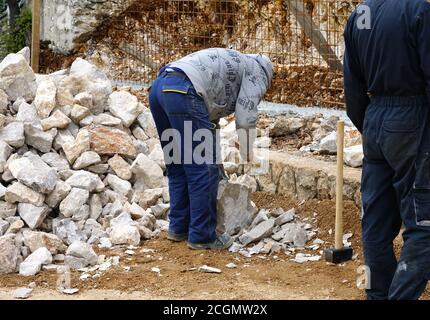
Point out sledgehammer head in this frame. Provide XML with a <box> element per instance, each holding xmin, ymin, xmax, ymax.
<box><xmin>324</xmin><ymin>247</ymin><xmax>353</xmax><ymax>264</ymax></box>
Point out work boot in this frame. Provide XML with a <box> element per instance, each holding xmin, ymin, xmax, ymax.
<box><xmin>187</xmin><ymin>233</ymin><xmax>233</xmax><ymax>250</ymax></box>
<box><xmin>167</xmin><ymin>231</ymin><xmax>188</xmax><ymax>242</ymax></box>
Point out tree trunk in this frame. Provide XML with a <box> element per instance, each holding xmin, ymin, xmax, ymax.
<box><xmin>6</xmin><ymin>0</ymin><xmax>20</xmax><ymax>28</ymax></box>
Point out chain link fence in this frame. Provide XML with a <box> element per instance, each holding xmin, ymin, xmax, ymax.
<box><xmin>38</xmin><ymin>0</ymin><xmax>359</xmax><ymax>108</ymax></box>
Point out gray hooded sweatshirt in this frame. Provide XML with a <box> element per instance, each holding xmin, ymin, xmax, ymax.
<box><xmin>169</xmin><ymin>48</ymin><xmax>273</xmax><ymax>129</ymax></box>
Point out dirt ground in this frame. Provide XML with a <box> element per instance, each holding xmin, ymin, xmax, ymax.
<box><xmin>0</xmin><ymin>192</ymin><xmax>428</xmax><ymax>300</ymax></box>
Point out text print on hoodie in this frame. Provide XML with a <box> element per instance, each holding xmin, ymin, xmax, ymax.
<box><xmin>169</xmin><ymin>48</ymin><xmax>274</xmax><ymax>129</ymax></box>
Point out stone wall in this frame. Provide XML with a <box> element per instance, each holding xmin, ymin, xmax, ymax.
<box><xmin>41</xmin><ymin>0</ymin><xmax>134</xmax><ymax>54</ymax></box>
<box><xmin>257</xmin><ymin>151</ymin><xmax>362</xmax><ymax>207</ymax></box>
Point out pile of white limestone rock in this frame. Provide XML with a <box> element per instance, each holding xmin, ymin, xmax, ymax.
<box><xmin>0</xmin><ymin>47</ymin><xmax>318</xmax><ymax>278</ymax></box>
<box><xmin>0</xmin><ymin>48</ymin><xmax>177</xmax><ymax>276</ymax></box>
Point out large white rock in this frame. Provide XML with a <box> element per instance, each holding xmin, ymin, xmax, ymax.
<box><xmin>53</xmin><ymin>129</ymin><xmax>74</xmax><ymax>150</ymax></box>
<box><xmin>67</xmin><ymin>58</ymin><xmax>112</xmax><ymax>114</ymax></box>
<box><xmin>72</xmin><ymin>204</ymin><xmax>90</xmax><ymax>221</ymax></box>
<box><xmin>59</xmin><ymin>188</ymin><xmax>90</xmax><ymax>218</ymax></box>
<box><xmin>45</xmin><ymin>180</ymin><xmax>71</xmax><ymax>208</ymax></box>
<box><xmin>93</xmin><ymin>113</ymin><xmax>122</xmax><ymax>126</ymax></box>
<box><xmin>0</xmin><ymin>219</ymin><xmax>8</xmax><ymax>236</ymax></box>
<box><xmin>132</xmin><ymin>126</ymin><xmax>149</xmax><ymax>141</ymax></box>
<box><xmin>18</xmin><ymin>203</ymin><xmax>50</xmax><ymax>230</ymax></box>
<box><xmin>223</xmin><ymin>162</ymin><xmax>239</xmax><ymax>175</ymax></box>
<box><xmin>65</xmin><ymin>240</ymin><xmax>98</xmax><ymax>269</ymax></box>
<box><xmin>148</xmin><ymin>143</ymin><xmax>165</xmax><ymax>170</ymax></box>
<box><xmin>19</xmin><ymin>247</ymin><xmax>52</xmax><ymax>276</ymax></box>
<box><xmin>274</xmin><ymin>208</ymin><xmax>295</xmax><ymax>226</ymax></box>
<box><xmin>0</xmin><ymin>53</ymin><xmax>36</xmax><ymax>102</ymax></box>
<box><xmin>22</xmin><ymin>230</ymin><xmax>66</xmax><ymax>254</ymax></box>
<box><xmin>131</xmin><ymin>153</ymin><xmax>165</xmax><ymax>189</ymax></box>
<box><xmin>34</xmin><ymin>78</ymin><xmax>57</xmax><ymax>118</ymax></box>
<box><xmin>125</xmin><ymin>202</ymin><xmax>146</xmax><ymax>220</ymax></box>
<box><xmin>102</xmin><ymin>199</ymin><xmax>124</xmax><ymax>216</ymax></box>
<box><xmin>0</xmin><ymin>122</ymin><xmax>25</xmax><ymax>148</ymax></box>
<box><xmin>0</xmin><ymin>201</ymin><xmax>16</xmax><ymax>219</ymax></box>
<box><xmin>233</xmin><ymin>174</ymin><xmax>258</xmax><ymax>193</ymax></box>
<box><xmin>108</xmin><ymin>154</ymin><xmax>132</xmax><ymax>180</ymax></box>
<box><xmin>5</xmin><ymin>182</ymin><xmax>45</xmax><ymax>206</ymax></box>
<box><xmin>71</xmin><ymin>104</ymin><xmax>91</xmax><ymax>123</ymax></box>
<box><xmin>9</xmin><ymin>153</ymin><xmax>58</xmax><ymax>193</ymax></box>
<box><xmin>62</xmin><ymin>129</ymin><xmax>90</xmax><ymax>164</ymax></box>
<box><xmin>270</xmin><ymin>117</ymin><xmax>305</xmax><ymax>137</ymax></box>
<box><xmin>41</xmin><ymin>110</ymin><xmax>71</xmax><ymax>130</ymax></box>
<box><xmin>0</xmin><ymin>114</ymin><xmax>5</xmax><ymax>129</ymax></box>
<box><xmin>151</xmin><ymin>203</ymin><xmax>170</xmax><ymax>219</ymax></box>
<box><xmin>217</xmin><ymin>180</ymin><xmax>258</xmax><ymax>236</ymax></box>
<box><xmin>317</xmin><ymin>131</ymin><xmax>337</xmax><ymax>154</ymax></box>
<box><xmin>24</xmin><ymin>124</ymin><xmax>56</xmax><ymax>153</ymax></box>
<box><xmin>16</xmin><ymin>101</ymin><xmax>41</xmax><ymax>125</ymax></box>
<box><xmin>87</xmin><ymin>163</ymin><xmax>109</xmax><ymax>174</ymax></box>
<box><xmin>89</xmin><ymin>193</ymin><xmax>102</xmax><ymax>220</ymax></box>
<box><xmin>0</xmin><ymin>140</ymin><xmax>13</xmax><ymax>173</ymax></box>
<box><xmin>137</xmin><ymin>110</ymin><xmax>158</xmax><ymax>138</ymax></box>
<box><xmin>137</xmin><ymin>188</ymin><xmax>164</xmax><ymax>209</ymax></box>
<box><xmin>74</xmin><ymin>91</ymin><xmax>93</xmax><ymax>109</ymax></box>
<box><xmin>72</xmin><ymin>151</ymin><xmax>101</xmax><ymax>170</ymax></box>
<box><xmin>0</xmin><ymin>89</ymin><xmax>7</xmax><ymax>113</ymax></box>
<box><xmin>106</xmin><ymin>174</ymin><xmax>132</xmax><ymax>198</ymax></box>
<box><xmin>5</xmin><ymin>218</ymin><xmax>24</xmax><ymax>234</ymax></box>
<box><xmin>17</xmin><ymin>47</ymin><xmax>30</xmax><ymax>63</ymax></box>
<box><xmin>109</xmin><ymin>224</ymin><xmax>140</xmax><ymax>246</ymax></box>
<box><xmin>108</xmin><ymin>91</ymin><xmax>140</xmax><ymax>127</ymax></box>
<box><xmin>344</xmin><ymin>144</ymin><xmax>364</xmax><ymax>168</ymax></box>
<box><xmin>53</xmin><ymin>218</ymin><xmax>87</xmax><ymax>245</ymax></box>
<box><xmin>41</xmin><ymin>152</ymin><xmax>70</xmax><ymax>172</ymax></box>
<box><xmin>0</xmin><ymin>234</ymin><xmax>20</xmax><ymax>274</ymax></box>
<box><xmin>239</xmin><ymin>219</ymin><xmax>275</xmax><ymax>246</ymax></box>
<box><xmin>110</xmin><ymin>212</ymin><xmax>135</xmax><ymax>227</ymax></box>
<box><xmin>66</xmin><ymin>170</ymin><xmax>104</xmax><ymax>192</ymax></box>
<box><xmin>14</xmin><ymin>287</ymin><xmax>33</xmax><ymax>299</ymax></box>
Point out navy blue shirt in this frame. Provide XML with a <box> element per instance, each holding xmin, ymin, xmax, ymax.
<box><xmin>344</xmin><ymin>0</ymin><xmax>430</xmax><ymax>132</ymax></box>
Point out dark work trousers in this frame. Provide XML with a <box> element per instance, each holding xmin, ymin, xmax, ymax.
<box><xmin>361</xmin><ymin>95</ymin><xmax>430</xmax><ymax>300</ymax></box>
<box><xmin>148</xmin><ymin>71</ymin><xmax>220</xmax><ymax>244</ymax></box>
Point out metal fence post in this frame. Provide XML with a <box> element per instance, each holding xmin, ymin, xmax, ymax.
<box><xmin>286</xmin><ymin>0</ymin><xmax>344</xmax><ymax>72</ymax></box>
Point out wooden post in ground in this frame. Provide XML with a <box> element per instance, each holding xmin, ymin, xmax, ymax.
<box><xmin>31</xmin><ymin>0</ymin><xmax>41</xmax><ymax>73</ymax></box>
<box><xmin>286</xmin><ymin>0</ymin><xmax>343</xmax><ymax>72</ymax></box>
<box><xmin>335</xmin><ymin>120</ymin><xmax>345</xmax><ymax>250</ymax></box>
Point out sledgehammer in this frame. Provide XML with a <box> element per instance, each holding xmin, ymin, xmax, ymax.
<box><xmin>324</xmin><ymin>120</ymin><xmax>353</xmax><ymax>264</ymax></box>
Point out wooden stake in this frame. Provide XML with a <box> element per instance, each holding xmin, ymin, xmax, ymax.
<box><xmin>31</xmin><ymin>0</ymin><xmax>41</xmax><ymax>73</ymax></box>
<box><xmin>335</xmin><ymin>120</ymin><xmax>345</xmax><ymax>250</ymax></box>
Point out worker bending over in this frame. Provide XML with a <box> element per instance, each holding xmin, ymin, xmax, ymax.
<box><xmin>149</xmin><ymin>48</ymin><xmax>273</xmax><ymax>250</ymax></box>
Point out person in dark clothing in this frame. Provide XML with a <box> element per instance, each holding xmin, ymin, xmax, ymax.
<box><xmin>344</xmin><ymin>0</ymin><xmax>430</xmax><ymax>299</ymax></box>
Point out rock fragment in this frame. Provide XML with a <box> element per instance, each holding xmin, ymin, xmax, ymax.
<box><xmin>19</xmin><ymin>247</ymin><xmax>52</xmax><ymax>276</ymax></box>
